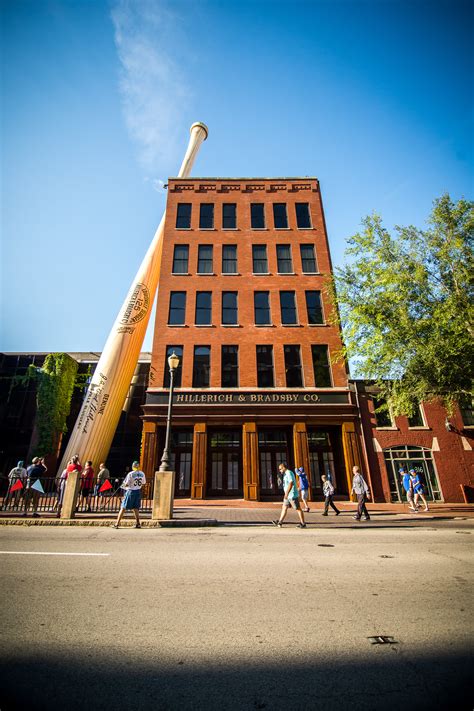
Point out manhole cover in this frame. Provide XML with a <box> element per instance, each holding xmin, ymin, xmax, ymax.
<box><xmin>318</xmin><ymin>544</ymin><xmax>335</xmax><ymax>547</ymax></box>
<box><xmin>368</xmin><ymin>636</ymin><xmax>398</xmax><ymax>645</ymax></box>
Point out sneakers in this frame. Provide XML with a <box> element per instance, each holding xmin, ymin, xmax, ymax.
<box><xmin>362</xmin><ymin>517</ymin><xmax>371</xmax><ymax>521</ymax></box>
<box><xmin>322</xmin><ymin>512</ymin><xmax>328</xmax><ymax>516</ymax></box>
<box><xmin>352</xmin><ymin>515</ymin><xmax>360</xmax><ymax>520</ymax></box>
<box><xmin>335</xmin><ymin>511</ymin><xmax>341</xmax><ymax>516</ymax></box>
<box><xmin>272</xmin><ymin>520</ymin><xmax>282</xmax><ymax>528</ymax></box>
<box><xmin>297</xmin><ymin>523</ymin><xmax>307</xmax><ymax>528</ymax></box>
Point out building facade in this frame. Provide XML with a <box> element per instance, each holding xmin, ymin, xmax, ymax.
<box><xmin>142</xmin><ymin>177</ymin><xmax>366</xmax><ymax>500</ymax></box>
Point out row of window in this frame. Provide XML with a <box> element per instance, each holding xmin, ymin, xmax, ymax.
<box><xmin>173</xmin><ymin>244</ymin><xmax>318</xmax><ymax>275</ymax></box>
<box><xmin>168</xmin><ymin>290</ymin><xmax>325</xmax><ymax>326</ymax></box>
<box><xmin>176</xmin><ymin>202</ymin><xmax>312</xmax><ymax>230</ymax></box>
<box><xmin>163</xmin><ymin>344</ymin><xmax>332</xmax><ymax>389</ymax></box>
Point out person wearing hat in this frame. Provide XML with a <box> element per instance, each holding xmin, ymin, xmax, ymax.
<box><xmin>113</xmin><ymin>461</ymin><xmax>146</xmax><ymax>529</ymax></box>
<box><xmin>5</xmin><ymin>460</ymin><xmax>27</xmax><ymax>509</ymax></box>
<box><xmin>400</xmin><ymin>467</ymin><xmax>417</xmax><ymax>512</ymax></box>
<box><xmin>23</xmin><ymin>456</ymin><xmax>46</xmax><ymax>517</ymax></box>
<box><xmin>410</xmin><ymin>469</ymin><xmax>429</xmax><ymax>512</ymax></box>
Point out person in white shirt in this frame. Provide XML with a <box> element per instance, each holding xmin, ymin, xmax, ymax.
<box><xmin>351</xmin><ymin>465</ymin><xmax>371</xmax><ymax>521</ymax></box>
<box><xmin>321</xmin><ymin>474</ymin><xmax>340</xmax><ymax>516</ymax></box>
<box><xmin>113</xmin><ymin>461</ymin><xmax>146</xmax><ymax>529</ymax></box>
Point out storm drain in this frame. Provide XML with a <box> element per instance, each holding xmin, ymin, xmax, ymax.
<box><xmin>368</xmin><ymin>636</ymin><xmax>398</xmax><ymax>645</ymax></box>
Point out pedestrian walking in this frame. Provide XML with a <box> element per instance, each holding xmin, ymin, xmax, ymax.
<box><xmin>296</xmin><ymin>466</ymin><xmax>310</xmax><ymax>512</ymax></box>
<box><xmin>4</xmin><ymin>461</ymin><xmax>27</xmax><ymax>509</ymax></box>
<box><xmin>113</xmin><ymin>461</ymin><xmax>146</xmax><ymax>529</ymax></box>
<box><xmin>80</xmin><ymin>461</ymin><xmax>94</xmax><ymax>512</ymax></box>
<box><xmin>322</xmin><ymin>473</ymin><xmax>340</xmax><ymax>516</ymax></box>
<box><xmin>272</xmin><ymin>463</ymin><xmax>306</xmax><ymax>528</ymax></box>
<box><xmin>351</xmin><ymin>466</ymin><xmax>371</xmax><ymax>521</ymax></box>
<box><xmin>23</xmin><ymin>457</ymin><xmax>46</xmax><ymax>517</ymax></box>
<box><xmin>400</xmin><ymin>467</ymin><xmax>417</xmax><ymax>512</ymax></box>
<box><xmin>410</xmin><ymin>469</ymin><xmax>429</xmax><ymax>512</ymax></box>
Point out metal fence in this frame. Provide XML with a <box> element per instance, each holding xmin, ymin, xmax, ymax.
<box><xmin>0</xmin><ymin>476</ymin><xmax>153</xmax><ymax>515</ymax></box>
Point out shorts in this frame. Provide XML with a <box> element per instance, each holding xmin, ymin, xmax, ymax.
<box><xmin>122</xmin><ymin>489</ymin><xmax>141</xmax><ymax>510</ymax></box>
<box><xmin>81</xmin><ymin>488</ymin><xmax>92</xmax><ymax>497</ymax></box>
<box><xmin>406</xmin><ymin>490</ymin><xmax>414</xmax><ymax>502</ymax></box>
<box><xmin>300</xmin><ymin>489</ymin><xmax>309</xmax><ymax>502</ymax></box>
<box><xmin>283</xmin><ymin>497</ymin><xmax>300</xmax><ymax>510</ymax></box>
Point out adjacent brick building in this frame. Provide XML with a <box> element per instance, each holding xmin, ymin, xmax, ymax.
<box><xmin>142</xmin><ymin>177</ymin><xmax>366</xmax><ymax>500</ymax></box>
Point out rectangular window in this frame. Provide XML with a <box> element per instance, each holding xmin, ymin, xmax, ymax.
<box><xmin>305</xmin><ymin>291</ymin><xmax>324</xmax><ymax>324</ymax></box>
<box><xmin>193</xmin><ymin>346</ymin><xmax>210</xmax><ymax>387</ymax></box>
<box><xmin>252</xmin><ymin>245</ymin><xmax>268</xmax><ymax>273</ymax></box>
<box><xmin>251</xmin><ymin>203</ymin><xmax>265</xmax><ymax>229</ymax></box>
<box><xmin>222</xmin><ymin>245</ymin><xmax>237</xmax><ymax>273</ymax></box>
<box><xmin>163</xmin><ymin>346</ymin><xmax>183</xmax><ymax>388</ymax></box>
<box><xmin>221</xmin><ymin>345</ymin><xmax>238</xmax><ymax>387</ymax></box>
<box><xmin>312</xmin><ymin>345</ymin><xmax>332</xmax><ymax>387</ymax></box>
<box><xmin>273</xmin><ymin>203</ymin><xmax>288</xmax><ymax>229</ymax></box>
<box><xmin>300</xmin><ymin>244</ymin><xmax>317</xmax><ymax>272</ymax></box>
<box><xmin>195</xmin><ymin>292</ymin><xmax>212</xmax><ymax>325</ymax></box>
<box><xmin>372</xmin><ymin>395</ymin><xmax>393</xmax><ymax>428</ymax></box>
<box><xmin>284</xmin><ymin>345</ymin><xmax>303</xmax><ymax>387</ymax></box>
<box><xmin>222</xmin><ymin>291</ymin><xmax>238</xmax><ymax>325</ymax></box>
<box><xmin>197</xmin><ymin>245</ymin><xmax>213</xmax><ymax>273</ymax></box>
<box><xmin>256</xmin><ymin>345</ymin><xmax>274</xmax><ymax>387</ymax></box>
<box><xmin>276</xmin><ymin>244</ymin><xmax>293</xmax><ymax>273</ymax></box>
<box><xmin>254</xmin><ymin>291</ymin><xmax>271</xmax><ymax>325</ymax></box>
<box><xmin>408</xmin><ymin>405</ymin><xmax>425</xmax><ymax>427</ymax></box>
<box><xmin>222</xmin><ymin>203</ymin><xmax>236</xmax><ymax>229</ymax></box>
<box><xmin>295</xmin><ymin>203</ymin><xmax>312</xmax><ymax>228</ymax></box>
<box><xmin>199</xmin><ymin>203</ymin><xmax>214</xmax><ymax>229</ymax></box>
<box><xmin>280</xmin><ymin>291</ymin><xmax>297</xmax><ymax>325</ymax></box>
<box><xmin>176</xmin><ymin>203</ymin><xmax>191</xmax><ymax>229</ymax></box>
<box><xmin>172</xmin><ymin>245</ymin><xmax>189</xmax><ymax>274</ymax></box>
<box><xmin>460</xmin><ymin>394</ymin><xmax>474</xmax><ymax>426</ymax></box>
<box><xmin>168</xmin><ymin>292</ymin><xmax>186</xmax><ymax>325</ymax></box>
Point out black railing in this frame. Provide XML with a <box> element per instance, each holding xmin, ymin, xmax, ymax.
<box><xmin>0</xmin><ymin>476</ymin><xmax>153</xmax><ymax>515</ymax></box>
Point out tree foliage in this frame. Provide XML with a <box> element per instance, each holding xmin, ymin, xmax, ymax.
<box><xmin>330</xmin><ymin>194</ymin><xmax>474</xmax><ymax>415</ymax></box>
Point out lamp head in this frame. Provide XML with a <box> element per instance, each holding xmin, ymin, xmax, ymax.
<box><xmin>168</xmin><ymin>351</ymin><xmax>180</xmax><ymax>371</ymax></box>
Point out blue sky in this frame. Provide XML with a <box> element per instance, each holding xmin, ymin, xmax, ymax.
<box><xmin>1</xmin><ymin>0</ymin><xmax>473</xmax><ymax>353</ymax></box>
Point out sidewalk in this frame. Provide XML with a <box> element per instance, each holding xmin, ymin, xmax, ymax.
<box><xmin>0</xmin><ymin>500</ymin><xmax>472</xmax><ymax>527</ymax></box>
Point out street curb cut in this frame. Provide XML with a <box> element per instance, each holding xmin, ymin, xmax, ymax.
<box><xmin>0</xmin><ymin>518</ymin><xmax>218</xmax><ymax>528</ymax></box>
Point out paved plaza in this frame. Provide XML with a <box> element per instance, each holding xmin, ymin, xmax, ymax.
<box><xmin>1</xmin><ymin>518</ymin><xmax>473</xmax><ymax>710</ymax></box>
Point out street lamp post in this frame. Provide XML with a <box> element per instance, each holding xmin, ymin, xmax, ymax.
<box><xmin>159</xmin><ymin>351</ymin><xmax>180</xmax><ymax>472</ymax></box>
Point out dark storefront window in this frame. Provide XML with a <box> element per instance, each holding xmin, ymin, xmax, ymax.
<box><xmin>208</xmin><ymin>430</ymin><xmax>242</xmax><ymax>495</ymax></box>
<box><xmin>172</xmin><ymin>245</ymin><xmax>189</xmax><ymax>274</ymax></box>
<box><xmin>280</xmin><ymin>291</ymin><xmax>297</xmax><ymax>325</ymax></box>
<box><xmin>256</xmin><ymin>345</ymin><xmax>274</xmax><ymax>387</ymax></box>
<box><xmin>163</xmin><ymin>346</ymin><xmax>183</xmax><ymax>388</ymax></box>
<box><xmin>168</xmin><ymin>292</ymin><xmax>186</xmax><ymax>325</ymax></box>
<box><xmin>305</xmin><ymin>291</ymin><xmax>324</xmax><ymax>324</ymax></box>
<box><xmin>192</xmin><ymin>346</ymin><xmax>210</xmax><ymax>387</ymax></box>
<box><xmin>300</xmin><ymin>244</ymin><xmax>318</xmax><ymax>273</ymax></box>
<box><xmin>259</xmin><ymin>429</ymin><xmax>290</xmax><ymax>495</ymax></box>
<box><xmin>199</xmin><ymin>203</ymin><xmax>214</xmax><ymax>229</ymax></box>
<box><xmin>254</xmin><ymin>291</ymin><xmax>271</xmax><ymax>325</ymax></box>
<box><xmin>170</xmin><ymin>429</ymin><xmax>193</xmax><ymax>497</ymax></box>
<box><xmin>252</xmin><ymin>245</ymin><xmax>268</xmax><ymax>273</ymax></box>
<box><xmin>307</xmin><ymin>430</ymin><xmax>336</xmax><ymax>492</ymax></box>
<box><xmin>384</xmin><ymin>445</ymin><xmax>442</xmax><ymax>502</ymax></box>
<box><xmin>222</xmin><ymin>291</ymin><xmax>238</xmax><ymax>325</ymax></box>
<box><xmin>176</xmin><ymin>203</ymin><xmax>191</xmax><ymax>229</ymax></box>
<box><xmin>295</xmin><ymin>203</ymin><xmax>312</xmax><ymax>228</ymax></box>
<box><xmin>273</xmin><ymin>203</ymin><xmax>288</xmax><ymax>229</ymax></box>
<box><xmin>222</xmin><ymin>245</ymin><xmax>237</xmax><ymax>273</ymax></box>
<box><xmin>276</xmin><ymin>245</ymin><xmax>293</xmax><ymax>273</ymax></box>
<box><xmin>222</xmin><ymin>203</ymin><xmax>236</xmax><ymax>229</ymax></box>
<box><xmin>312</xmin><ymin>345</ymin><xmax>332</xmax><ymax>387</ymax></box>
<box><xmin>284</xmin><ymin>345</ymin><xmax>303</xmax><ymax>387</ymax></box>
<box><xmin>195</xmin><ymin>292</ymin><xmax>212</xmax><ymax>326</ymax></box>
<box><xmin>197</xmin><ymin>245</ymin><xmax>213</xmax><ymax>274</ymax></box>
<box><xmin>251</xmin><ymin>203</ymin><xmax>265</xmax><ymax>229</ymax></box>
<box><xmin>221</xmin><ymin>346</ymin><xmax>238</xmax><ymax>387</ymax></box>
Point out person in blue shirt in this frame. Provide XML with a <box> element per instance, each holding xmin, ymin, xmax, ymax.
<box><xmin>410</xmin><ymin>469</ymin><xmax>429</xmax><ymax>512</ymax></box>
<box><xmin>296</xmin><ymin>466</ymin><xmax>310</xmax><ymax>512</ymax></box>
<box><xmin>400</xmin><ymin>467</ymin><xmax>417</xmax><ymax>512</ymax></box>
<box><xmin>272</xmin><ymin>463</ymin><xmax>306</xmax><ymax>528</ymax></box>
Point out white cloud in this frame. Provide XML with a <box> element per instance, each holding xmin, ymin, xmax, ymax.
<box><xmin>111</xmin><ymin>0</ymin><xmax>190</xmax><ymax>173</ymax></box>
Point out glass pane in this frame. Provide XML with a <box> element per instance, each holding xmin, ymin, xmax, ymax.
<box><xmin>163</xmin><ymin>346</ymin><xmax>183</xmax><ymax>387</ymax></box>
<box><xmin>199</xmin><ymin>203</ymin><xmax>214</xmax><ymax>229</ymax></box>
<box><xmin>222</xmin><ymin>245</ymin><xmax>237</xmax><ymax>273</ymax></box>
<box><xmin>284</xmin><ymin>345</ymin><xmax>302</xmax><ymax>387</ymax></box>
<box><xmin>280</xmin><ymin>291</ymin><xmax>297</xmax><ymax>325</ymax></box>
<box><xmin>172</xmin><ymin>245</ymin><xmax>189</xmax><ymax>274</ymax></box>
<box><xmin>221</xmin><ymin>345</ymin><xmax>238</xmax><ymax>387</ymax></box>
<box><xmin>252</xmin><ymin>245</ymin><xmax>268</xmax><ymax>273</ymax></box>
<box><xmin>312</xmin><ymin>345</ymin><xmax>331</xmax><ymax>387</ymax></box>
<box><xmin>256</xmin><ymin>346</ymin><xmax>274</xmax><ymax>387</ymax></box>
<box><xmin>259</xmin><ymin>452</ymin><xmax>273</xmax><ymax>489</ymax></box>
<box><xmin>197</xmin><ymin>245</ymin><xmax>213</xmax><ymax>273</ymax></box>
<box><xmin>251</xmin><ymin>203</ymin><xmax>265</xmax><ymax>229</ymax></box>
<box><xmin>211</xmin><ymin>453</ymin><xmax>223</xmax><ymax>489</ymax></box>
<box><xmin>273</xmin><ymin>203</ymin><xmax>288</xmax><ymax>229</ymax></box>
<box><xmin>193</xmin><ymin>346</ymin><xmax>210</xmax><ymax>387</ymax></box>
<box><xmin>277</xmin><ymin>245</ymin><xmax>293</xmax><ymax>273</ymax></box>
<box><xmin>295</xmin><ymin>203</ymin><xmax>311</xmax><ymax>228</ymax></box>
<box><xmin>227</xmin><ymin>454</ymin><xmax>239</xmax><ymax>490</ymax></box>
<box><xmin>222</xmin><ymin>292</ymin><xmax>238</xmax><ymax>325</ymax></box>
<box><xmin>254</xmin><ymin>292</ymin><xmax>271</xmax><ymax>325</ymax></box>
<box><xmin>300</xmin><ymin>244</ymin><xmax>317</xmax><ymax>272</ymax></box>
<box><xmin>222</xmin><ymin>203</ymin><xmax>236</xmax><ymax>229</ymax></box>
<box><xmin>195</xmin><ymin>292</ymin><xmax>212</xmax><ymax>325</ymax></box>
<box><xmin>305</xmin><ymin>291</ymin><xmax>323</xmax><ymax>324</ymax></box>
<box><xmin>408</xmin><ymin>406</ymin><xmax>424</xmax><ymax>427</ymax></box>
<box><xmin>168</xmin><ymin>292</ymin><xmax>186</xmax><ymax>325</ymax></box>
<box><xmin>309</xmin><ymin>452</ymin><xmax>322</xmax><ymax>489</ymax></box>
<box><xmin>176</xmin><ymin>203</ymin><xmax>191</xmax><ymax>229</ymax></box>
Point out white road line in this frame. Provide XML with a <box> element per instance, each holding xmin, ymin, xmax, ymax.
<box><xmin>0</xmin><ymin>551</ymin><xmax>110</xmax><ymax>557</ymax></box>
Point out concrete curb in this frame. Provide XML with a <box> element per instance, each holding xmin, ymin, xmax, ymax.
<box><xmin>0</xmin><ymin>518</ymin><xmax>218</xmax><ymax>528</ymax></box>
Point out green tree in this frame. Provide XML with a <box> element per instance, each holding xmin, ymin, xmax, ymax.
<box><xmin>331</xmin><ymin>194</ymin><xmax>474</xmax><ymax>416</ymax></box>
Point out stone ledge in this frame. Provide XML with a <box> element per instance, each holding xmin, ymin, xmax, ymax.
<box><xmin>0</xmin><ymin>518</ymin><xmax>218</xmax><ymax>528</ymax></box>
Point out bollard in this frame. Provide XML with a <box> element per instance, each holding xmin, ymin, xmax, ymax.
<box><xmin>60</xmin><ymin>470</ymin><xmax>81</xmax><ymax>519</ymax></box>
<box><xmin>152</xmin><ymin>470</ymin><xmax>175</xmax><ymax>520</ymax></box>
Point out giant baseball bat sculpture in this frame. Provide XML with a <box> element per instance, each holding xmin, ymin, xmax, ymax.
<box><xmin>58</xmin><ymin>122</ymin><xmax>208</xmax><ymax>473</ymax></box>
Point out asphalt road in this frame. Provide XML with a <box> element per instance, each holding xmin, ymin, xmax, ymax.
<box><xmin>0</xmin><ymin>523</ymin><xmax>473</xmax><ymax>711</ymax></box>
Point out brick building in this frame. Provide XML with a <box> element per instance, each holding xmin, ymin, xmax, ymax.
<box><xmin>141</xmin><ymin>177</ymin><xmax>366</xmax><ymax>500</ymax></box>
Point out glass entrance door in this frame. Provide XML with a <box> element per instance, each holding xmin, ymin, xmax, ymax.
<box><xmin>258</xmin><ymin>429</ymin><xmax>291</xmax><ymax>496</ymax></box>
<box><xmin>207</xmin><ymin>430</ymin><xmax>242</xmax><ymax>496</ymax></box>
<box><xmin>170</xmin><ymin>429</ymin><xmax>193</xmax><ymax>497</ymax></box>
<box><xmin>384</xmin><ymin>446</ymin><xmax>442</xmax><ymax>502</ymax></box>
<box><xmin>307</xmin><ymin>429</ymin><xmax>336</xmax><ymax>496</ymax></box>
